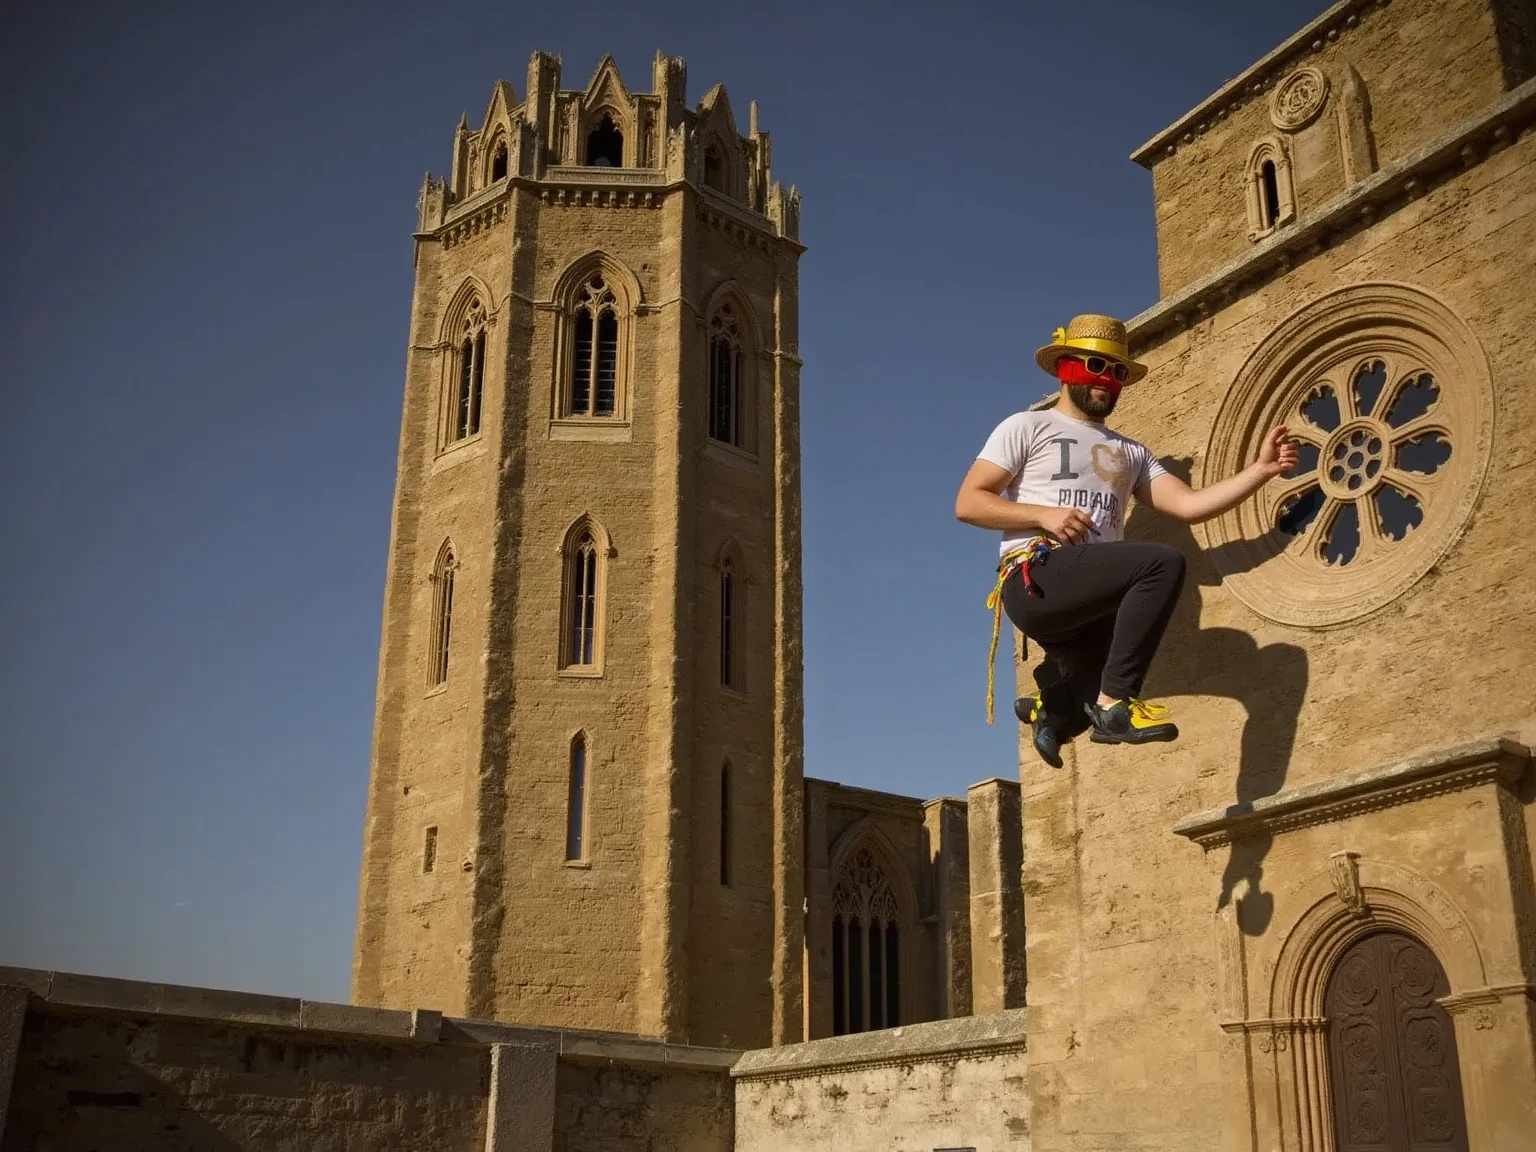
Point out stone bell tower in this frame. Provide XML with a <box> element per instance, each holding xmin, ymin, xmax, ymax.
<box><xmin>350</xmin><ymin>51</ymin><xmax>805</xmax><ymax>1049</ymax></box>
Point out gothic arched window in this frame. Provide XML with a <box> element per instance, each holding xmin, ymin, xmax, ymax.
<box><xmin>708</xmin><ymin>304</ymin><xmax>747</xmax><ymax>449</ymax></box>
<box><xmin>586</xmin><ymin>114</ymin><xmax>624</xmax><ymax>167</ymax></box>
<box><xmin>428</xmin><ymin>541</ymin><xmax>456</xmax><ymax>688</ymax></box>
<box><xmin>1245</xmin><ymin>137</ymin><xmax>1297</xmax><ymax>240</ymax></box>
<box><xmin>703</xmin><ymin>141</ymin><xmax>727</xmax><ymax>193</ymax></box>
<box><xmin>560</xmin><ymin>522</ymin><xmax>605</xmax><ymax>671</ymax></box>
<box><xmin>831</xmin><ymin>846</ymin><xmax>903</xmax><ymax>1035</ymax></box>
<box><xmin>569</xmin><ymin>275</ymin><xmax>620</xmax><ymax>418</ymax></box>
<box><xmin>449</xmin><ymin>297</ymin><xmax>487</xmax><ymax>444</ymax></box>
<box><xmin>490</xmin><ymin>138</ymin><xmax>509</xmax><ymax>181</ymax></box>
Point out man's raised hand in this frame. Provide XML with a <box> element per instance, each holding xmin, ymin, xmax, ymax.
<box><xmin>1258</xmin><ymin>425</ymin><xmax>1300</xmax><ymax>478</ymax></box>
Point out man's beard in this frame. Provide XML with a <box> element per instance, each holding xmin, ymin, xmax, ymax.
<box><xmin>1067</xmin><ymin>382</ymin><xmax>1120</xmax><ymax>419</ymax></box>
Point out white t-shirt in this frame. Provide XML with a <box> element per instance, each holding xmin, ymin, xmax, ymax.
<box><xmin>976</xmin><ymin>409</ymin><xmax>1167</xmax><ymax>557</ymax></box>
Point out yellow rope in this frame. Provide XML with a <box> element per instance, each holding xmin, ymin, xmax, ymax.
<box><xmin>984</xmin><ymin>540</ymin><xmax>1052</xmax><ymax>724</ymax></box>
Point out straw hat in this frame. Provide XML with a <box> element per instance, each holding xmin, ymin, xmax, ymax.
<box><xmin>1034</xmin><ymin>314</ymin><xmax>1148</xmax><ymax>385</ymax></box>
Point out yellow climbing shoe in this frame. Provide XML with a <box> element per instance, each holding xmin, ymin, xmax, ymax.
<box><xmin>1086</xmin><ymin>698</ymin><xmax>1179</xmax><ymax>745</ymax></box>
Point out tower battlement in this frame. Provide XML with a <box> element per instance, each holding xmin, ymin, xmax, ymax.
<box><xmin>415</xmin><ymin>52</ymin><xmax>800</xmax><ymax>243</ymax></box>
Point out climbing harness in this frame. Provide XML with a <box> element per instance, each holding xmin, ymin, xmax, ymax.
<box><xmin>984</xmin><ymin>535</ymin><xmax>1058</xmax><ymax>724</ymax></box>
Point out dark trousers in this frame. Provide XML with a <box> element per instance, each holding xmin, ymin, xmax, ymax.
<box><xmin>1000</xmin><ymin>540</ymin><xmax>1187</xmax><ymax>733</ymax></box>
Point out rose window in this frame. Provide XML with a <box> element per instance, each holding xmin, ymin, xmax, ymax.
<box><xmin>1271</xmin><ymin>359</ymin><xmax>1453</xmax><ymax>566</ymax></box>
<box><xmin>1203</xmin><ymin>284</ymin><xmax>1492</xmax><ymax>627</ymax></box>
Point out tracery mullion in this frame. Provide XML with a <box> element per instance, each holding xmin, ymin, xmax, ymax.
<box><xmin>1302</xmin><ymin>495</ymin><xmax>1344</xmax><ymax>561</ymax></box>
<box><xmin>1266</xmin><ymin>473</ymin><xmax>1320</xmax><ymax>523</ymax></box>
<box><xmin>1357</xmin><ymin>488</ymin><xmax>1389</xmax><ymax>556</ymax></box>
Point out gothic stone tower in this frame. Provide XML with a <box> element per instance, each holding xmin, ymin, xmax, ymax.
<box><xmin>350</xmin><ymin>51</ymin><xmax>805</xmax><ymax>1049</ymax></box>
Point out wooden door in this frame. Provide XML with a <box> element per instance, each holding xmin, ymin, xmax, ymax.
<box><xmin>1326</xmin><ymin>931</ymin><xmax>1469</xmax><ymax>1151</ymax></box>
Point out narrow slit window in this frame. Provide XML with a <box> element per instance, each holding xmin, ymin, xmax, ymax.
<box><xmin>719</xmin><ymin>564</ymin><xmax>736</xmax><ymax>688</ymax></box>
<box><xmin>719</xmin><ymin>762</ymin><xmax>732</xmax><ymax>886</ymax></box>
<box><xmin>422</xmin><ymin>826</ymin><xmax>438</xmax><ymax>874</ymax></box>
<box><xmin>566</xmin><ymin>735</ymin><xmax>587</xmax><ymax>860</ymax></box>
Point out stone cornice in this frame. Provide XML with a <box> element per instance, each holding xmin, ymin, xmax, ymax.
<box><xmin>1130</xmin><ymin>0</ymin><xmax>1384</xmax><ymax>168</ymax></box>
<box><xmin>1128</xmin><ymin>76</ymin><xmax>1536</xmax><ymax>353</ymax></box>
<box><xmin>420</xmin><ymin>171</ymin><xmax>803</xmax><ymax>253</ymax></box>
<box><xmin>1172</xmin><ymin>737</ymin><xmax>1530</xmax><ymax>849</ymax></box>
<box><xmin>730</xmin><ymin>1009</ymin><xmax>1028</xmax><ymax>1082</ymax></box>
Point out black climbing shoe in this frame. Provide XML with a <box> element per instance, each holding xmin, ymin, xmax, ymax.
<box><xmin>1085</xmin><ymin>698</ymin><xmax>1179</xmax><ymax>745</ymax></box>
<box><xmin>1016</xmin><ymin>693</ymin><xmax>1068</xmax><ymax>769</ymax></box>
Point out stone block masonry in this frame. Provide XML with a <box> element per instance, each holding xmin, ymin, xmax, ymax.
<box><xmin>0</xmin><ymin>966</ymin><xmax>736</xmax><ymax>1152</ymax></box>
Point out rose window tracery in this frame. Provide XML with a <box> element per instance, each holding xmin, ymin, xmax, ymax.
<box><xmin>1203</xmin><ymin>284</ymin><xmax>1492</xmax><ymax>628</ymax></box>
<box><xmin>1271</xmin><ymin>359</ymin><xmax>1453</xmax><ymax>566</ymax></box>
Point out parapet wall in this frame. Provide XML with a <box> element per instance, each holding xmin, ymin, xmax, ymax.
<box><xmin>0</xmin><ymin>966</ymin><xmax>736</xmax><ymax>1152</ymax></box>
<box><xmin>731</xmin><ymin>1009</ymin><xmax>1030</xmax><ymax>1152</ymax></box>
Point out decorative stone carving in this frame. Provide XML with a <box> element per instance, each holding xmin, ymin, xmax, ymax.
<box><xmin>1201</xmin><ymin>283</ymin><xmax>1493</xmax><ymax>628</ymax></box>
<box><xmin>1331</xmin><ymin>851</ymin><xmax>1368</xmax><ymax>917</ymax></box>
<box><xmin>1271</xmin><ymin>67</ymin><xmax>1330</xmax><ymax>131</ymax></box>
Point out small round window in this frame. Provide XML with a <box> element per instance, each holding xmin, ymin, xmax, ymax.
<box><xmin>1203</xmin><ymin>283</ymin><xmax>1492</xmax><ymax>627</ymax></box>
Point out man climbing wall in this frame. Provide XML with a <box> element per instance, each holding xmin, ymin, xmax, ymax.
<box><xmin>955</xmin><ymin>313</ymin><xmax>1298</xmax><ymax>767</ymax></box>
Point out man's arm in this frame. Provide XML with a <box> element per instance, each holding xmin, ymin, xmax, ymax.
<box><xmin>955</xmin><ymin>459</ymin><xmax>1095</xmax><ymax>545</ymax></box>
<box><xmin>1135</xmin><ymin>426</ymin><xmax>1300</xmax><ymax>524</ymax></box>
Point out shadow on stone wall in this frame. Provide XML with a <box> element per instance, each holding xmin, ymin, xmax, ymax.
<box><xmin>1127</xmin><ymin>457</ymin><xmax>1309</xmax><ymax>935</ymax></box>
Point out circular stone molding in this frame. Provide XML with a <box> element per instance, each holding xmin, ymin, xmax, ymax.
<box><xmin>1270</xmin><ymin>67</ymin><xmax>1330</xmax><ymax>131</ymax></box>
<box><xmin>1201</xmin><ymin>283</ymin><xmax>1493</xmax><ymax>628</ymax></box>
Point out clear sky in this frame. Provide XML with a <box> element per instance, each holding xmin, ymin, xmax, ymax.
<box><xmin>0</xmin><ymin>0</ymin><xmax>1332</xmax><ymax>1003</ymax></box>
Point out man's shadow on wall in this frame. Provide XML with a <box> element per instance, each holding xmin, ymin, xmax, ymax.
<box><xmin>1122</xmin><ymin>457</ymin><xmax>1309</xmax><ymax>935</ymax></box>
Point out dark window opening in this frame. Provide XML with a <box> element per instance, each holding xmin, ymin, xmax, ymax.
<box><xmin>567</xmin><ymin>535</ymin><xmax>598</xmax><ymax>666</ymax></box>
<box><xmin>1260</xmin><ymin>159</ymin><xmax>1281</xmax><ymax>228</ymax></box>
<box><xmin>430</xmin><ymin>553</ymin><xmax>454</xmax><ymax>686</ymax></box>
<box><xmin>422</xmin><ymin>826</ymin><xmax>438</xmax><ymax>873</ymax></box>
<box><xmin>709</xmin><ymin>337</ymin><xmax>740</xmax><ymax>445</ymax></box>
<box><xmin>586</xmin><ymin>115</ymin><xmax>623</xmax><ymax>167</ymax></box>
<box><xmin>595</xmin><ymin>311</ymin><xmax>618</xmax><ymax>416</ymax></box>
<box><xmin>720</xmin><ymin>567</ymin><xmax>736</xmax><ymax>687</ymax></box>
<box><xmin>451</xmin><ymin>319</ymin><xmax>485</xmax><ymax>443</ymax></box>
<box><xmin>719</xmin><ymin>763</ymin><xmax>732</xmax><ymax>886</ymax></box>
<box><xmin>831</xmin><ymin>915</ymin><xmax>846</xmax><ymax>1036</ymax></box>
<box><xmin>491</xmin><ymin>142</ymin><xmax>508</xmax><ymax>181</ymax></box>
<box><xmin>572</xmin><ymin>310</ymin><xmax>593</xmax><ymax>415</ymax></box>
<box><xmin>566</xmin><ymin>736</ymin><xmax>587</xmax><ymax>860</ymax></box>
<box><xmin>704</xmin><ymin>143</ymin><xmax>726</xmax><ymax>192</ymax></box>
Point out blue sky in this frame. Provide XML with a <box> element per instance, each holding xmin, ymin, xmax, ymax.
<box><xmin>0</xmin><ymin>0</ymin><xmax>1331</xmax><ymax>1003</ymax></box>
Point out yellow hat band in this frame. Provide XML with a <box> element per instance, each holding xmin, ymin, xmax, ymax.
<box><xmin>1053</xmin><ymin>336</ymin><xmax>1132</xmax><ymax>361</ymax></box>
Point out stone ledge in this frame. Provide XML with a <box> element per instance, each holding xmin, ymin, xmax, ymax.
<box><xmin>1173</xmin><ymin>737</ymin><xmax>1529</xmax><ymax>848</ymax></box>
<box><xmin>1128</xmin><ymin>75</ymin><xmax>1536</xmax><ymax>352</ymax></box>
<box><xmin>0</xmin><ymin>966</ymin><xmax>740</xmax><ymax>1071</ymax></box>
<box><xmin>730</xmin><ymin>1009</ymin><xmax>1028</xmax><ymax>1081</ymax></box>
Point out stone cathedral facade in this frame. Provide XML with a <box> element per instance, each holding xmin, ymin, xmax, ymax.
<box><xmin>3</xmin><ymin>1</ymin><xmax>1535</xmax><ymax>1149</ymax></box>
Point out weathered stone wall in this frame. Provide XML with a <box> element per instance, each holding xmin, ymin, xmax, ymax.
<box><xmin>0</xmin><ymin>967</ymin><xmax>736</xmax><ymax>1152</ymax></box>
<box><xmin>1140</xmin><ymin>0</ymin><xmax>1516</xmax><ymax>296</ymax></box>
<box><xmin>1020</xmin><ymin>48</ymin><xmax>1536</xmax><ymax>1152</ymax></box>
<box><xmin>731</xmin><ymin>1010</ymin><xmax>1030</xmax><ymax>1152</ymax></box>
